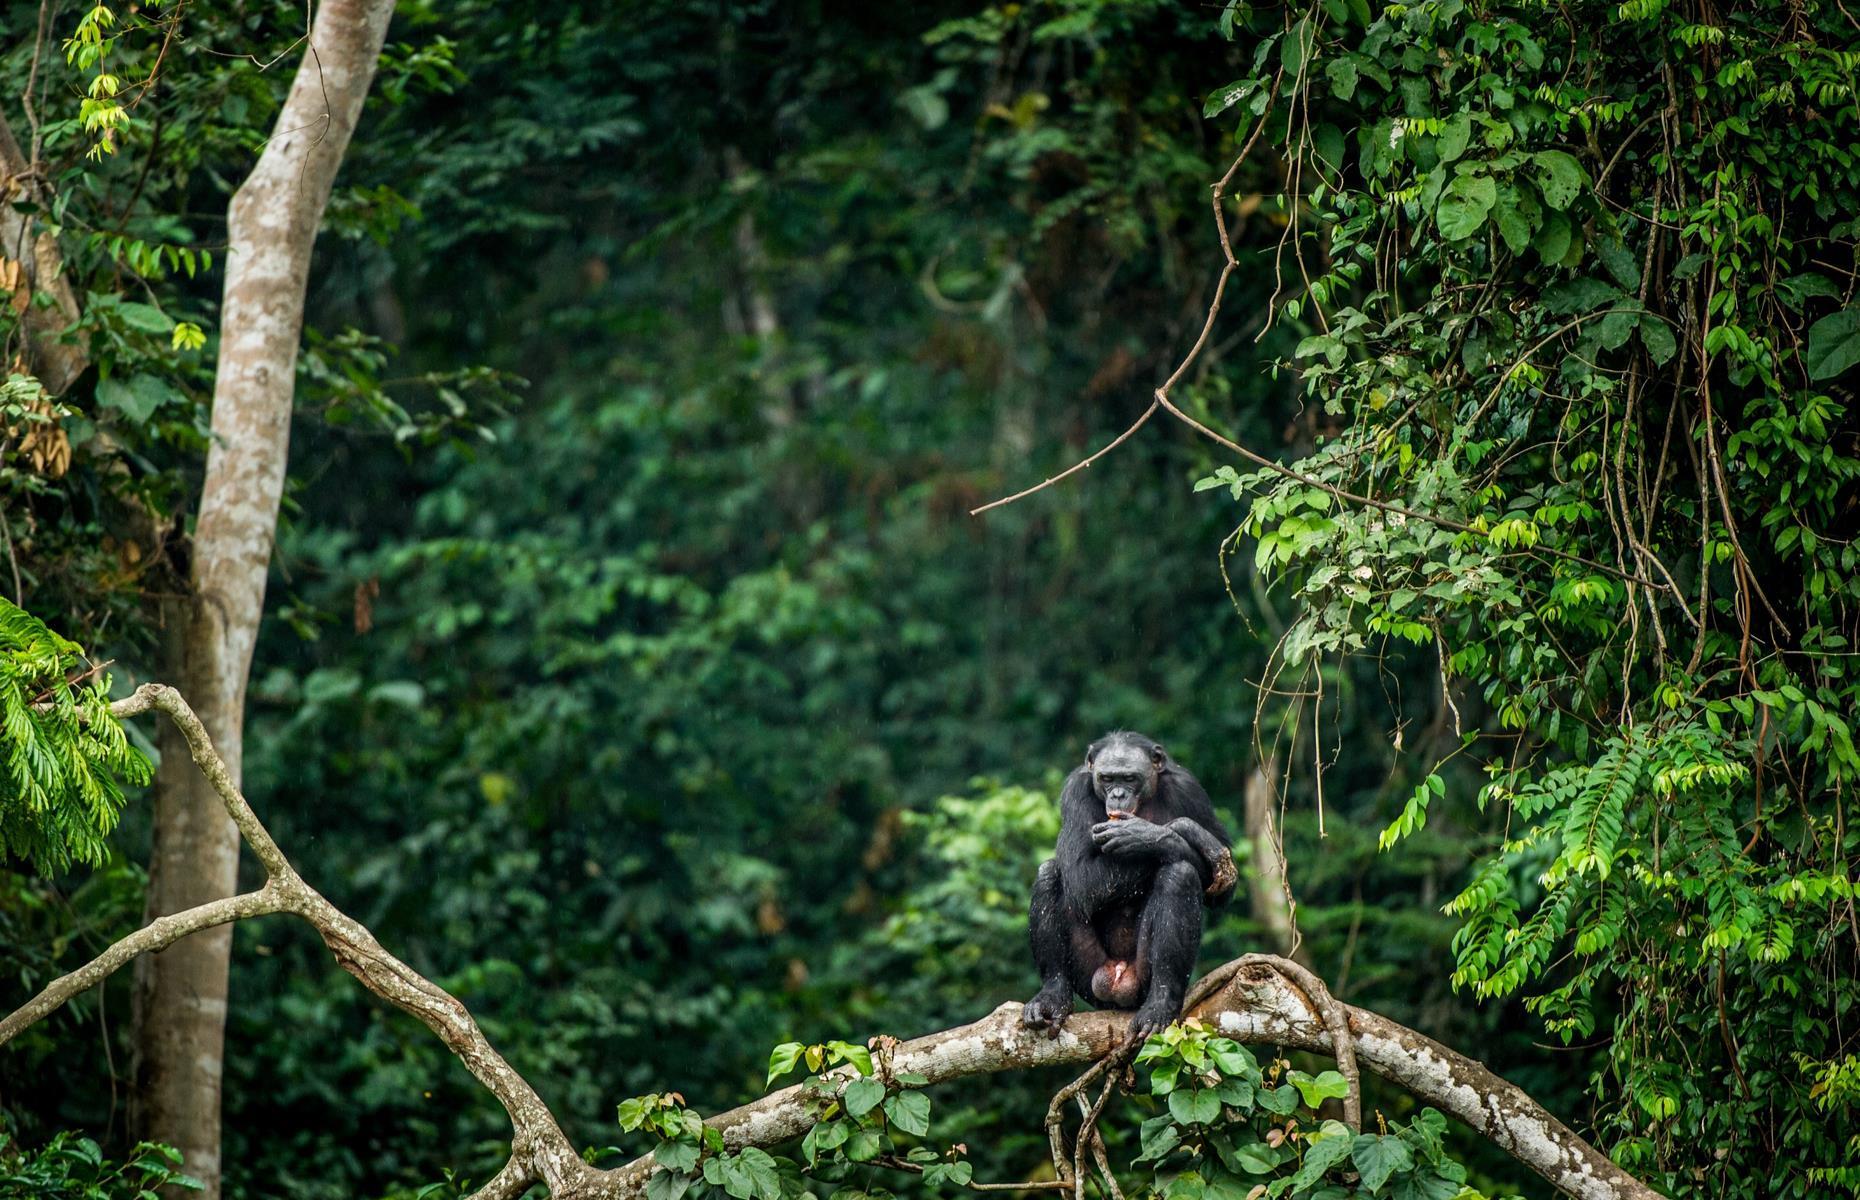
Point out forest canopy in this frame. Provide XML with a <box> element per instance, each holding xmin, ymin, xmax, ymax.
<box><xmin>0</xmin><ymin>1</ymin><xmax>1856</xmax><ymax>1200</ymax></box>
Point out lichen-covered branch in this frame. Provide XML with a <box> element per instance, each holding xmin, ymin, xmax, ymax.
<box><xmin>599</xmin><ymin>962</ymin><xmax>1655</xmax><ymax>1200</ymax></box>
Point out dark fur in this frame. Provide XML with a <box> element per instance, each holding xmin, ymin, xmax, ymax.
<box><xmin>1023</xmin><ymin>732</ymin><xmax>1235</xmax><ymax>1038</ymax></box>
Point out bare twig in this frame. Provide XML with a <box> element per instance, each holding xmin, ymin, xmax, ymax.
<box><xmin>972</xmin><ymin>91</ymin><xmax>1276</xmax><ymax>517</ymax></box>
<box><xmin>971</xmin><ymin>401</ymin><xmax>1160</xmax><ymax>516</ymax></box>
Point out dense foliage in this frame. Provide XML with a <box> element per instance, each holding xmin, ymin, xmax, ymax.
<box><xmin>0</xmin><ymin>600</ymin><xmax>145</xmax><ymax>873</ymax></box>
<box><xmin>1194</xmin><ymin>0</ymin><xmax>1860</xmax><ymax>1193</ymax></box>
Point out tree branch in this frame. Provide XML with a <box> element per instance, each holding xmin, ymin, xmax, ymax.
<box><xmin>0</xmin><ymin>885</ymin><xmax>286</xmax><ymax>1048</ymax></box>
<box><xmin>6</xmin><ymin>684</ymin><xmax>594</xmax><ymax>1197</ymax></box>
<box><xmin>600</xmin><ymin>960</ymin><xmax>1656</xmax><ymax>1200</ymax></box>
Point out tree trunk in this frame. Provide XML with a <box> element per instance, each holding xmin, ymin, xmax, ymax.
<box><xmin>130</xmin><ymin>3</ymin><xmax>395</xmax><ymax>1194</ymax></box>
<box><xmin>0</xmin><ymin>116</ymin><xmax>87</xmax><ymax>395</ymax></box>
<box><xmin>1243</xmin><ymin>755</ymin><xmax>1310</xmax><ymax>965</ymax></box>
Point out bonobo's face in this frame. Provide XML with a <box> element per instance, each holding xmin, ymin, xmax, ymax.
<box><xmin>1090</xmin><ymin>738</ymin><xmax>1162</xmax><ymax>818</ymax></box>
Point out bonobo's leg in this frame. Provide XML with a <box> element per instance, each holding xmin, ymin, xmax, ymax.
<box><xmin>1025</xmin><ymin>860</ymin><xmax>1101</xmax><ymax>1034</ymax></box>
<box><xmin>1129</xmin><ymin>860</ymin><xmax>1205</xmax><ymax>1037</ymax></box>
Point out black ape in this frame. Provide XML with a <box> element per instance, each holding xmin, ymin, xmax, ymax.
<box><xmin>1023</xmin><ymin>732</ymin><xmax>1235</xmax><ymax>1038</ymax></box>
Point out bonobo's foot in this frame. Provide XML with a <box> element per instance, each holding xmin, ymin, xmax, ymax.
<box><xmin>1022</xmin><ymin>982</ymin><xmax>1074</xmax><ymax>1037</ymax></box>
<box><xmin>1127</xmin><ymin>994</ymin><xmax>1180</xmax><ymax>1041</ymax></box>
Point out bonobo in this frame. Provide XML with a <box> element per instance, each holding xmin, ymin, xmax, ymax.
<box><xmin>1023</xmin><ymin>731</ymin><xmax>1236</xmax><ymax>1038</ymax></box>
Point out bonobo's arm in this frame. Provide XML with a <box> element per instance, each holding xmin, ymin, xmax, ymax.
<box><xmin>1089</xmin><ymin>767</ymin><xmax>1236</xmax><ymax>904</ymax></box>
<box><xmin>1055</xmin><ymin>768</ymin><xmax>1141</xmax><ymax>917</ymax></box>
<box><xmin>1165</xmin><ymin>816</ymin><xmax>1238</xmax><ymax>904</ymax></box>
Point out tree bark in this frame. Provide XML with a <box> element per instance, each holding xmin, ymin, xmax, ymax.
<box><xmin>130</xmin><ymin>4</ymin><xmax>395</xmax><ymax>1194</ymax></box>
<box><xmin>0</xmin><ymin>114</ymin><xmax>87</xmax><ymax>394</ymax></box>
<box><xmin>1242</xmin><ymin>755</ymin><xmax>1309</xmax><ymax>963</ymax></box>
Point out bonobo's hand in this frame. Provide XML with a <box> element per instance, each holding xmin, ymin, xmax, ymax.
<box><xmin>1091</xmin><ymin>816</ymin><xmax>1170</xmax><ymax>857</ymax></box>
<box><xmin>1022</xmin><ymin>981</ymin><xmax>1074</xmax><ymax>1037</ymax></box>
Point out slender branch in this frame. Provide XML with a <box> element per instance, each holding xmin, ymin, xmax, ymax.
<box><xmin>970</xmin><ymin>400</ymin><xmax>1160</xmax><ymax>516</ymax></box>
<box><xmin>972</xmin><ymin>93</ymin><xmax>1275</xmax><ymax>518</ymax></box>
<box><xmin>6</xmin><ymin>684</ymin><xmax>593</xmax><ymax>1197</ymax></box>
<box><xmin>872</xmin><ymin>1156</ymin><xmax>1073</xmax><ymax>1192</ymax></box>
<box><xmin>0</xmin><ymin>885</ymin><xmax>286</xmax><ymax>1048</ymax></box>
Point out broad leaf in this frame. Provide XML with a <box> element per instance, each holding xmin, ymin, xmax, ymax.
<box><xmin>1353</xmin><ymin>1133</ymin><xmax>1416</xmax><ymax>1192</ymax></box>
<box><xmin>1805</xmin><ymin>309</ymin><xmax>1860</xmax><ymax>380</ymax></box>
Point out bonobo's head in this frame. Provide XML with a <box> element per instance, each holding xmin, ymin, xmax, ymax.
<box><xmin>1087</xmin><ymin>732</ymin><xmax>1167</xmax><ymax>818</ymax></box>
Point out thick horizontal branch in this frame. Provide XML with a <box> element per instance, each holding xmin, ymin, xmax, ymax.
<box><xmin>599</xmin><ymin>960</ymin><xmax>1655</xmax><ymax>1200</ymax></box>
<box><xmin>1186</xmin><ymin>960</ymin><xmax>1657</xmax><ymax>1200</ymax></box>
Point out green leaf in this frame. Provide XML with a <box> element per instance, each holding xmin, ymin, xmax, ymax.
<box><xmin>1596</xmin><ymin>239</ymin><xmax>1641</xmax><ymax>291</ymax></box>
<box><xmin>1164</xmin><ymin>1170</ymin><xmax>1206</xmax><ymax>1200</ymax></box>
<box><xmin>116</xmin><ymin>301</ymin><xmax>176</xmax><ymax>333</ymax></box>
<box><xmin>1205</xmin><ymin>80</ymin><xmax>1255</xmax><ymax>118</ymax></box>
<box><xmin>1542</xmin><ymin>277</ymin><xmax>1621</xmax><ymax>315</ymax></box>
<box><xmin>1390</xmin><ymin>1172</ymin><xmax>1465</xmax><ymax>1200</ymax></box>
<box><xmin>1289</xmin><ymin>1070</ymin><xmax>1352</xmax><ymax>1108</ymax></box>
<box><xmin>884</xmin><ymin>1089</ymin><xmax>931</xmax><ymax>1136</ymax></box>
<box><xmin>1224</xmin><ymin>1141</ymin><xmax>1280</xmax><ymax>1175</ymax></box>
<box><xmin>647</xmin><ymin>1168</ymin><xmax>694</xmax><ymax>1200</ymax></box>
<box><xmin>1594</xmin><ymin>307</ymin><xmax>1640</xmax><ymax>351</ymax></box>
<box><xmin>1287</xmin><ymin>1128</ymin><xmax>1354</xmax><ymax>1191</ymax></box>
<box><xmin>1435</xmin><ymin>174</ymin><xmax>1496</xmax><ymax>240</ymax></box>
<box><xmin>734</xmin><ymin>1148</ymin><xmax>782</xmax><ymax>1200</ymax></box>
<box><xmin>806</xmin><ymin>1118</ymin><xmax>850</xmax><ymax>1163</ymax></box>
<box><xmin>1282</xmin><ymin>18</ymin><xmax>1314</xmax><ymax>77</ymax></box>
<box><xmin>655</xmin><ymin>1140</ymin><xmax>701</xmax><ymax>1173</ymax></box>
<box><xmin>1805</xmin><ymin>309</ymin><xmax>1860</xmax><ymax>380</ymax></box>
<box><xmin>1352</xmin><ymin>1133</ymin><xmax>1416</xmax><ymax>1192</ymax></box>
<box><xmin>1491</xmin><ymin>183</ymin><xmax>1537</xmax><ymax>255</ymax></box>
<box><xmin>1326</xmin><ymin>57</ymin><xmax>1359</xmax><ymax>101</ymax></box>
<box><xmin>1532</xmin><ymin>149</ymin><xmax>1585</xmax><ymax>209</ymax></box>
<box><xmin>767</xmin><ymin>1043</ymin><xmax>804</xmax><ymax>1084</ymax></box>
<box><xmin>1436</xmin><ymin>112</ymin><xmax>1472</xmax><ymax>163</ymax></box>
<box><xmin>1138</xmin><ymin>1115</ymin><xmax>1181</xmax><ymax>1163</ymax></box>
<box><xmin>845</xmin><ymin>1125</ymin><xmax>884</xmax><ymax>1162</ymax></box>
<box><xmin>924</xmin><ymin>1162</ymin><xmax>974</xmax><ymax>1189</ymax></box>
<box><xmin>828</xmin><ymin>1041</ymin><xmax>875</xmax><ymax>1075</ymax></box>
<box><xmin>1210</xmin><ymin>1042</ymin><xmax>1259</xmax><ymax>1078</ymax></box>
<box><xmin>1776</xmin><ymin>273</ymin><xmax>1840</xmax><ymax>311</ymax></box>
<box><xmin>843</xmin><ymin>1078</ymin><xmax>886</xmax><ymax>1119</ymax></box>
<box><xmin>1533</xmin><ymin>210</ymin><xmax>1572</xmax><ymax>263</ymax></box>
<box><xmin>1639</xmin><ymin>316</ymin><xmax>1676</xmax><ymax>366</ymax></box>
<box><xmin>95</xmin><ymin>374</ymin><xmax>184</xmax><ymax>424</ymax></box>
<box><xmin>1256</xmin><ymin>1084</ymin><xmax>1300</xmax><ymax>1115</ymax></box>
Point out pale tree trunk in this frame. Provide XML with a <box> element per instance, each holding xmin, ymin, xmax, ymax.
<box><xmin>1243</xmin><ymin>755</ymin><xmax>1310</xmax><ymax>965</ymax></box>
<box><xmin>131</xmin><ymin>2</ymin><xmax>395</xmax><ymax>1194</ymax></box>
